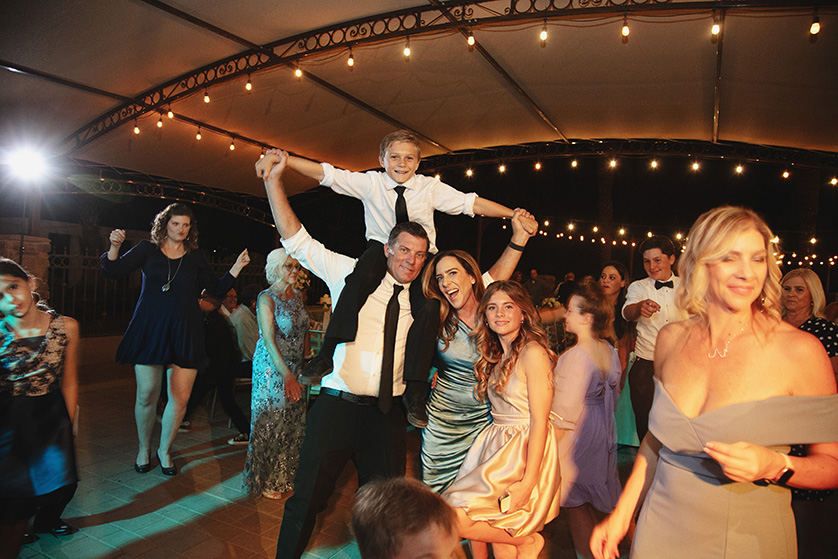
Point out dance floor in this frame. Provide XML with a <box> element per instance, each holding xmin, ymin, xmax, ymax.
<box><xmin>17</xmin><ymin>337</ymin><xmax>635</xmax><ymax>559</ymax></box>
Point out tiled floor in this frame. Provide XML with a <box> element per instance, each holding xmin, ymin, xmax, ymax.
<box><xmin>17</xmin><ymin>339</ymin><xmax>635</xmax><ymax>559</ymax></box>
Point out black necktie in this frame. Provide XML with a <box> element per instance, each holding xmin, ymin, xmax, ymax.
<box><xmin>379</xmin><ymin>284</ymin><xmax>404</xmax><ymax>414</ymax></box>
<box><xmin>394</xmin><ymin>185</ymin><xmax>409</xmax><ymax>224</ymax></box>
<box><xmin>655</xmin><ymin>280</ymin><xmax>674</xmax><ymax>290</ymax></box>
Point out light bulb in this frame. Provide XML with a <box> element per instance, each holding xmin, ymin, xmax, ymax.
<box><xmin>621</xmin><ymin>16</ymin><xmax>630</xmax><ymax>37</ymax></box>
<box><xmin>650</xmin><ymin>160</ymin><xmax>658</xmax><ymax>168</ymax></box>
<box><xmin>540</xmin><ymin>24</ymin><xmax>548</xmax><ymax>42</ymax></box>
<box><xmin>348</xmin><ymin>51</ymin><xmax>354</xmax><ymax>67</ymax></box>
<box><xmin>167</xmin><ymin>108</ymin><xmax>174</xmax><ymax>119</ymax></box>
<box><xmin>133</xmin><ymin>122</ymin><xmax>140</xmax><ymax>135</ymax></box>
<box><xmin>467</xmin><ymin>31</ymin><xmax>475</xmax><ymax>46</ymax></box>
<box><xmin>535</xmin><ymin>162</ymin><xmax>541</xmax><ymax>170</ymax></box>
<box><xmin>610</xmin><ymin>159</ymin><xmax>617</xmax><ymax>167</ymax></box>
<box><xmin>245</xmin><ymin>76</ymin><xmax>252</xmax><ymax>91</ymax></box>
<box><xmin>196</xmin><ymin>128</ymin><xmax>202</xmax><ymax>140</ymax></box>
<box><xmin>466</xmin><ymin>168</ymin><xmax>473</xmax><ymax>177</ymax></box>
<box><xmin>735</xmin><ymin>164</ymin><xmax>743</xmax><ymax>174</ymax></box>
<box><xmin>499</xmin><ymin>164</ymin><xmax>505</xmax><ymax>173</ymax></box>
<box><xmin>692</xmin><ymin>161</ymin><xmax>700</xmax><ymax>171</ymax></box>
<box><xmin>404</xmin><ymin>39</ymin><xmax>411</xmax><ymax>58</ymax></box>
<box><xmin>203</xmin><ymin>91</ymin><xmax>210</xmax><ymax>103</ymax></box>
<box><xmin>295</xmin><ymin>67</ymin><xmax>302</xmax><ymax>78</ymax></box>
<box><xmin>229</xmin><ymin>140</ymin><xmax>235</xmax><ymax>151</ymax></box>
<box><xmin>571</xmin><ymin>159</ymin><xmax>577</xmax><ymax>168</ymax></box>
<box><xmin>157</xmin><ymin>116</ymin><xmax>163</xmax><ymax>128</ymax></box>
<box><xmin>711</xmin><ymin>23</ymin><xmax>720</xmax><ymax>36</ymax></box>
<box><xmin>810</xmin><ymin>16</ymin><xmax>820</xmax><ymax>35</ymax></box>
<box><xmin>782</xmin><ymin>170</ymin><xmax>789</xmax><ymax>179</ymax></box>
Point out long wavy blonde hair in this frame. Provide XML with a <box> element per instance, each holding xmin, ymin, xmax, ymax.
<box><xmin>422</xmin><ymin>250</ymin><xmax>485</xmax><ymax>351</ymax></box>
<box><xmin>471</xmin><ymin>281</ymin><xmax>556</xmax><ymax>400</ymax></box>
<box><xmin>676</xmin><ymin>206</ymin><xmax>782</xmax><ymax>339</ymax></box>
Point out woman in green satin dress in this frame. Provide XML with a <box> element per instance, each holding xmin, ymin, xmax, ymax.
<box><xmin>420</xmin><ymin>209</ymin><xmax>536</xmax><ymax>493</ymax></box>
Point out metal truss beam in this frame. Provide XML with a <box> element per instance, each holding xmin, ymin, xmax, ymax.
<box><xmin>59</xmin><ymin>1</ymin><xmax>833</xmax><ymax>153</ymax></box>
<box><xmin>52</xmin><ymin>160</ymin><xmax>275</xmax><ymax>226</ymax></box>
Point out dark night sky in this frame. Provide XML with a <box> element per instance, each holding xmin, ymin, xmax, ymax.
<box><xmin>2</xmin><ymin>153</ymin><xmax>837</xmax><ymax>290</ymax></box>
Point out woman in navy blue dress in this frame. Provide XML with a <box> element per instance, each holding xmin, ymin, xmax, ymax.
<box><xmin>101</xmin><ymin>203</ymin><xmax>250</xmax><ymax>474</ymax></box>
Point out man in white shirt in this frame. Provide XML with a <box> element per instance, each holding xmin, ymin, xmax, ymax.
<box><xmin>262</xmin><ymin>130</ymin><xmax>516</xmax><ymax>428</ymax></box>
<box><xmin>622</xmin><ymin>236</ymin><xmax>687</xmax><ymax>442</ymax></box>
<box><xmin>220</xmin><ymin>288</ymin><xmax>237</xmax><ymax>318</ymax></box>
<box><xmin>258</xmin><ymin>149</ymin><xmax>429</xmax><ymax>559</ymax></box>
<box><xmin>228</xmin><ymin>284</ymin><xmax>259</xmax><ymax>365</ymax></box>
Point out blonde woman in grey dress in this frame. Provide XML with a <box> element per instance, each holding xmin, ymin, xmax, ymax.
<box><xmin>243</xmin><ymin>248</ymin><xmax>308</xmax><ymax>499</ymax></box>
<box><xmin>592</xmin><ymin>206</ymin><xmax>838</xmax><ymax>559</ymax></box>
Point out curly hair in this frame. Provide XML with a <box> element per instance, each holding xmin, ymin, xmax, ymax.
<box><xmin>571</xmin><ymin>278</ymin><xmax>616</xmax><ymax>344</ymax></box>
<box><xmin>781</xmin><ymin>268</ymin><xmax>827</xmax><ymax>319</ymax></box>
<box><xmin>422</xmin><ymin>250</ymin><xmax>484</xmax><ymax>351</ymax></box>
<box><xmin>150</xmin><ymin>203</ymin><xmax>198</xmax><ymax>251</ymax></box>
<box><xmin>471</xmin><ymin>281</ymin><xmax>556</xmax><ymax>401</ymax></box>
<box><xmin>676</xmin><ymin>206</ymin><xmax>782</xmax><ymax>339</ymax></box>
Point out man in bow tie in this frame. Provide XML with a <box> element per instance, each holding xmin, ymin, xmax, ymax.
<box><xmin>622</xmin><ymin>235</ymin><xmax>687</xmax><ymax>442</ymax></box>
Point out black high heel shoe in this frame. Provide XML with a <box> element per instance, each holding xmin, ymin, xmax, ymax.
<box><xmin>134</xmin><ymin>462</ymin><xmax>151</xmax><ymax>473</ymax></box>
<box><xmin>157</xmin><ymin>450</ymin><xmax>177</xmax><ymax>476</ymax></box>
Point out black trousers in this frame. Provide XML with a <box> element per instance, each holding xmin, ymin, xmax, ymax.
<box><xmin>319</xmin><ymin>241</ymin><xmax>439</xmax><ymax>385</ymax></box>
<box><xmin>274</xmin><ymin>393</ymin><xmax>407</xmax><ymax>559</ymax></box>
<box><xmin>184</xmin><ymin>362</ymin><xmax>251</xmax><ymax>434</ymax></box>
<box><xmin>629</xmin><ymin>357</ymin><xmax>655</xmax><ymax>443</ymax></box>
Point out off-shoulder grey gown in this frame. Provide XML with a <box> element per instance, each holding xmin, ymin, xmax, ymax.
<box><xmin>631</xmin><ymin>378</ymin><xmax>838</xmax><ymax>558</ymax></box>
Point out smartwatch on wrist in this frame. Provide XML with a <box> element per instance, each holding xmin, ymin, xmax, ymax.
<box><xmin>755</xmin><ymin>452</ymin><xmax>794</xmax><ymax>486</ymax></box>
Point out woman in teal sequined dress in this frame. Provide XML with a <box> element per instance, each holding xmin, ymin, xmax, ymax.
<box><xmin>243</xmin><ymin>248</ymin><xmax>309</xmax><ymax>499</ymax></box>
<box><xmin>420</xmin><ymin>209</ymin><xmax>535</xmax><ymax>493</ymax></box>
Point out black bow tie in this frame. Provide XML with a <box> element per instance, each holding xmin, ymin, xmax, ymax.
<box><xmin>655</xmin><ymin>280</ymin><xmax>674</xmax><ymax>290</ymax></box>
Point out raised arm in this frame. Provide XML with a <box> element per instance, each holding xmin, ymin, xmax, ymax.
<box><xmin>255</xmin><ymin>151</ymin><xmax>325</xmax><ymax>183</ymax></box>
<box><xmin>486</xmin><ymin>208</ymin><xmax>538</xmax><ymax>281</ymax></box>
<box><xmin>258</xmin><ymin>149</ymin><xmax>303</xmax><ymax>240</ymax></box>
<box><xmin>107</xmin><ymin>229</ymin><xmax>125</xmax><ymax>261</ymax></box>
<box><xmin>473</xmin><ymin>196</ymin><xmax>515</xmax><ymax>219</ymax></box>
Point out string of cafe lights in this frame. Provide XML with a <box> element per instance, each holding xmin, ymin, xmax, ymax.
<box><xmin>126</xmin><ymin>7</ymin><xmax>828</xmax><ymax>156</ymax></box>
<box><xmin>498</xmin><ymin>219</ymin><xmax>838</xmax><ymax>270</ymax></box>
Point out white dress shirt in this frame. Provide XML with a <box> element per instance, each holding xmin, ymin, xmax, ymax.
<box><xmin>320</xmin><ymin>163</ymin><xmax>477</xmax><ymax>253</ymax></box>
<box><xmin>282</xmin><ymin>225</ymin><xmax>413</xmax><ymax>397</ymax></box>
<box><xmin>229</xmin><ymin>304</ymin><xmax>258</xmax><ymax>362</ymax></box>
<box><xmin>622</xmin><ymin>275</ymin><xmax>687</xmax><ymax>361</ymax></box>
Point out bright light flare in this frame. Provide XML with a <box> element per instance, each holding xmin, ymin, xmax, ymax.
<box><xmin>4</xmin><ymin>148</ymin><xmax>48</xmax><ymax>181</ymax></box>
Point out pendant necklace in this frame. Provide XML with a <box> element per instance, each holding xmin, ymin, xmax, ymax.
<box><xmin>162</xmin><ymin>255</ymin><xmax>183</xmax><ymax>292</ymax></box>
<box><xmin>707</xmin><ymin>323</ymin><xmax>746</xmax><ymax>359</ymax></box>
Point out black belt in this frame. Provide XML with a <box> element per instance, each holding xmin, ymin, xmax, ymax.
<box><xmin>320</xmin><ymin>387</ymin><xmax>378</xmax><ymax>406</ymax></box>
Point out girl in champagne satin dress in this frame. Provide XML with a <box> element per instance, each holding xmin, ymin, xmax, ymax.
<box><xmin>443</xmin><ymin>281</ymin><xmax>560</xmax><ymax>559</ymax></box>
<box><xmin>420</xmin><ymin>209</ymin><xmax>536</xmax><ymax>494</ymax></box>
